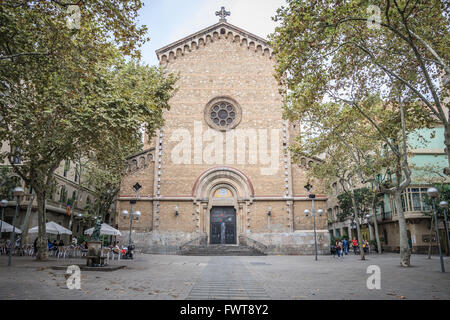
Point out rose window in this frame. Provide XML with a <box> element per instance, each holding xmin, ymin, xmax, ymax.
<box><xmin>205</xmin><ymin>97</ymin><xmax>242</xmax><ymax>131</ymax></box>
<box><xmin>210</xmin><ymin>102</ymin><xmax>236</xmax><ymax>128</ymax></box>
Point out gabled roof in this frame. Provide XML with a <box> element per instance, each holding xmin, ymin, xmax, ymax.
<box><xmin>155</xmin><ymin>21</ymin><xmax>274</xmax><ymax>64</ymax></box>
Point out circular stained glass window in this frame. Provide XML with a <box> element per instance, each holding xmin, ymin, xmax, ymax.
<box><xmin>211</xmin><ymin>103</ymin><xmax>237</xmax><ymax>127</ymax></box>
<box><xmin>204</xmin><ymin>97</ymin><xmax>242</xmax><ymax>131</ymax></box>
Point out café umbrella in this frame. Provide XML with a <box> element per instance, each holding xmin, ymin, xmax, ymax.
<box><xmin>84</xmin><ymin>223</ymin><xmax>122</xmax><ymax>236</ymax></box>
<box><xmin>0</xmin><ymin>220</ymin><xmax>22</xmax><ymax>233</ymax></box>
<box><xmin>28</xmin><ymin>221</ymin><xmax>72</xmax><ymax>235</ymax></box>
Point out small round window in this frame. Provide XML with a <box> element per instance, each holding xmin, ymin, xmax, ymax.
<box><xmin>204</xmin><ymin>96</ymin><xmax>241</xmax><ymax>131</ymax></box>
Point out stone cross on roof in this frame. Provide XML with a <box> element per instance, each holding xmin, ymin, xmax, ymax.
<box><xmin>215</xmin><ymin>6</ymin><xmax>230</xmax><ymax>22</ymax></box>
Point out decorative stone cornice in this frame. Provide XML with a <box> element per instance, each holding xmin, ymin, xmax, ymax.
<box><xmin>155</xmin><ymin>21</ymin><xmax>274</xmax><ymax>64</ymax></box>
<box><xmin>126</xmin><ymin>148</ymin><xmax>155</xmax><ymax>174</ymax></box>
<box><xmin>296</xmin><ymin>155</ymin><xmax>323</xmax><ymax>169</ymax></box>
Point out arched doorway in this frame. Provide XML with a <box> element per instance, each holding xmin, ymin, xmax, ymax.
<box><xmin>192</xmin><ymin>167</ymin><xmax>254</xmax><ymax>245</ymax></box>
<box><xmin>210</xmin><ymin>206</ymin><xmax>236</xmax><ymax>244</ymax></box>
<box><xmin>209</xmin><ymin>187</ymin><xmax>236</xmax><ymax>244</ymax></box>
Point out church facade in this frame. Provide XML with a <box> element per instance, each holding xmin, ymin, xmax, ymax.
<box><xmin>117</xmin><ymin>10</ymin><xmax>330</xmax><ymax>255</ymax></box>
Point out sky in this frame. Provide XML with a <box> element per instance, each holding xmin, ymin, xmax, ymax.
<box><xmin>137</xmin><ymin>0</ymin><xmax>286</xmax><ymax>66</ymax></box>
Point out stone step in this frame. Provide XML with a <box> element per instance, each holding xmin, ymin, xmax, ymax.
<box><xmin>180</xmin><ymin>245</ymin><xmax>265</xmax><ymax>256</ymax></box>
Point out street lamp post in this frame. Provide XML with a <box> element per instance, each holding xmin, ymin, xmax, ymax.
<box><xmin>304</xmin><ymin>182</ymin><xmax>323</xmax><ymax>261</ymax></box>
<box><xmin>427</xmin><ymin>187</ymin><xmax>445</xmax><ymax>273</ymax></box>
<box><xmin>121</xmin><ymin>183</ymin><xmax>142</xmax><ymax>259</ymax></box>
<box><xmin>9</xmin><ymin>187</ymin><xmax>24</xmax><ymax>266</ymax></box>
<box><xmin>0</xmin><ymin>199</ymin><xmax>8</xmax><ymax>240</ymax></box>
<box><xmin>77</xmin><ymin>213</ymin><xmax>83</xmax><ymax>237</ymax></box>
<box><xmin>121</xmin><ymin>208</ymin><xmax>141</xmax><ymax>255</ymax></box>
<box><xmin>439</xmin><ymin>200</ymin><xmax>450</xmax><ymax>256</ymax></box>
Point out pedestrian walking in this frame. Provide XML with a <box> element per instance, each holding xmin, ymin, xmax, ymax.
<box><xmin>363</xmin><ymin>240</ymin><xmax>369</xmax><ymax>254</ymax></box>
<box><xmin>342</xmin><ymin>238</ymin><xmax>349</xmax><ymax>255</ymax></box>
<box><xmin>352</xmin><ymin>238</ymin><xmax>359</xmax><ymax>255</ymax></box>
<box><xmin>336</xmin><ymin>240</ymin><xmax>343</xmax><ymax>259</ymax></box>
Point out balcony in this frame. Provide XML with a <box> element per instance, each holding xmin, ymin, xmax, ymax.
<box><xmin>10</xmin><ymin>195</ymin><xmax>85</xmax><ymax>216</ymax></box>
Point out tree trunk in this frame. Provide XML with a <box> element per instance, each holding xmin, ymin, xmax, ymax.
<box><xmin>371</xmin><ymin>206</ymin><xmax>382</xmax><ymax>255</ymax></box>
<box><xmin>350</xmin><ymin>190</ymin><xmax>365</xmax><ymax>260</ymax></box>
<box><xmin>36</xmin><ymin>192</ymin><xmax>48</xmax><ymax>261</ymax></box>
<box><xmin>20</xmin><ymin>191</ymin><xmax>35</xmax><ymax>245</ymax></box>
<box><xmin>427</xmin><ymin>214</ymin><xmax>434</xmax><ymax>259</ymax></box>
<box><xmin>443</xmin><ymin>123</ymin><xmax>450</xmax><ymax>175</ymax></box>
<box><xmin>393</xmin><ymin>191</ymin><xmax>411</xmax><ymax>267</ymax></box>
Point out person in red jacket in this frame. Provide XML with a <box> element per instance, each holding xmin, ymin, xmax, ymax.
<box><xmin>352</xmin><ymin>238</ymin><xmax>359</xmax><ymax>255</ymax></box>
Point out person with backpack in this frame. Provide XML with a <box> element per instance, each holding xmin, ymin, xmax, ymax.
<box><xmin>336</xmin><ymin>240</ymin><xmax>343</xmax><ymax>259</ymax></box>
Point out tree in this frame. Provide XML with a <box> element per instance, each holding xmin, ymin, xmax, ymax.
<box><xmin>83</xmin><ymin>139</ymin><xmax>142</xmax><ymax>225</ymax></box>
<box><xmin>0</xmin><ymin>166</ymin><xmax>19</xmax><ymax>200</ymax></box>
<box><xmin>338</xmin><ymin>186</ymin><xmax>383</xmax><ymax>254</ymax></box>
<box><xmin>271</xmin><ymin>0</ymin><xmax>449</xmax><ymax>172</ymax></box>
<box><xmin>422</xmin><ymin>183</ymin><xmax>450</xmax><ymax>257</ymax></box>
<box><xmin>287</xmin><ymin>96</ymin><xmax>431</xmax><ymax>266</ymax></box>
<box><xmin>0</xmin><ymin>2</ymin><xmax>176</xmax><ymax>260</ymax></box>
<box><xmin>271</xmin><ymin>0</ymin><xmax>439</xmax><ymax>266</ymax></box>
<box><xmin>294</xmin><ymin>102</ymin><xmax>384</xmax><ymax>260</ymax></box>
<box><xmin>337</xmin><ymin>187</ymin><xmax>374</xmax><ymax>220</ymax></box>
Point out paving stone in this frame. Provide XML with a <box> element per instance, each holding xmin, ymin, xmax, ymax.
<box><xmin>0</xmin><ymin>253</ymin><xmax>449</xmax><ymax>300</ymax></box>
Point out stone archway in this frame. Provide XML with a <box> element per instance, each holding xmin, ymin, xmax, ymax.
<box><xmin>192</xmin><ymin>167</ymin><xmax>254</xmax><ymax>244</ymax></box>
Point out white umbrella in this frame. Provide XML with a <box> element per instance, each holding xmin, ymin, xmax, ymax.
<box><xmin>84</xmin><ymin>223</ymin><xmax>122</xmax><ymax>236</ymax></box>
<box><xmin>0</xmin><ymin>220</ymin><xmax>22</xmax><ymax>234</ymax></box>
<box><xmin>28</xmin><ymin>221</ymin><xmax>72</xmax><ymax>235</ymax></box>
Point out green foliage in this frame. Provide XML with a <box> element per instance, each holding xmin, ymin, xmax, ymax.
<box><xmin>0</xmin><ymin>0</ymin><xmax>177</xmax><ymax>260</ymax></box>
<box><xmin>77</xmin><ymin>235</ymin><xmax>87</xmax><ymax>244</ymax></box>
<box><xmin>271</xmin><ymin>0</ymin><xmax>448</xmax><ymax>115</ymax></box>
<box><xmin>271</xmin><ymin>0</ymin><xmax>449</xmax><ymax>173</ymax></box>
<box><xmin>0</xmin><ymin>166</ymin><xmax>20</xmax><ymax>200</ymax></box>
<box><xmin>423</xmin><ymin>184</ymin><xmax>450</xmax><ymax>218</ymax></box>
<box><xmin>337</xmin><ymin>187</ymin><xmax>379</xmax><ymax>220</ymax></box>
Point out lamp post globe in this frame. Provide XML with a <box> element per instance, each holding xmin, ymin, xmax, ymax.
<box><xmin>134</xmin><ymin>211</ymin><xmax>141</xmax><ymax>219</ymax></box>
<box><xmin>1</xmin><ymin>199</ymin><xmax>8</xmax><ymax>207</ymax></box>
<box><xmin>13</xmin><ymin>187</ymin><xmax>24</xmax><ymax>197</ymax></box>
<box><xmin>439</xmin><ymin>201</ymin><xmax>448</xmax><ymax>208</ymax></box>
<box><xmin>122</xmin><ymin>210</ymin><xmax>129</xmax><ymax>217</ymax></box>
<box><xmin>317</xmin><ymin>209</ymin><xmax>323</xmax><ymax>216</ymax></box>
<box><xmin>304</xmin><ymin>209</ymin><xmax>310</xmax><ymax>217</ymax></box>
<box><xmin>427</xmin><ymin>187</ymin><xmax>439</xmax><ymax>198</ymax></box>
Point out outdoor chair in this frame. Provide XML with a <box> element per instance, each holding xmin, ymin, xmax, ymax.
<box><xmin>57</xmin><ymin>246</ymin><xmax>66</xmax><ymax>259</ymax></box>
<box><xmin>101</xmin><ymin>248</ymin><xmax>111</xmax><ymax>261</ymax></box>
<box><xmin>71</xmin><ymin>246</ymin><xmax>79</xmax><ymax>258</ymax></box>
<box><xmin>110</xmin><ymin>249</ymin><xmax>121</xmax><ymax>261</ymax></box>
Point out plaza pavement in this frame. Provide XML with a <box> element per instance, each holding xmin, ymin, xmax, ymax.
<box><xmin>0</xmin><ymin>252</ymin><xmax>448</xmax><ymax>300</ymax></box>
